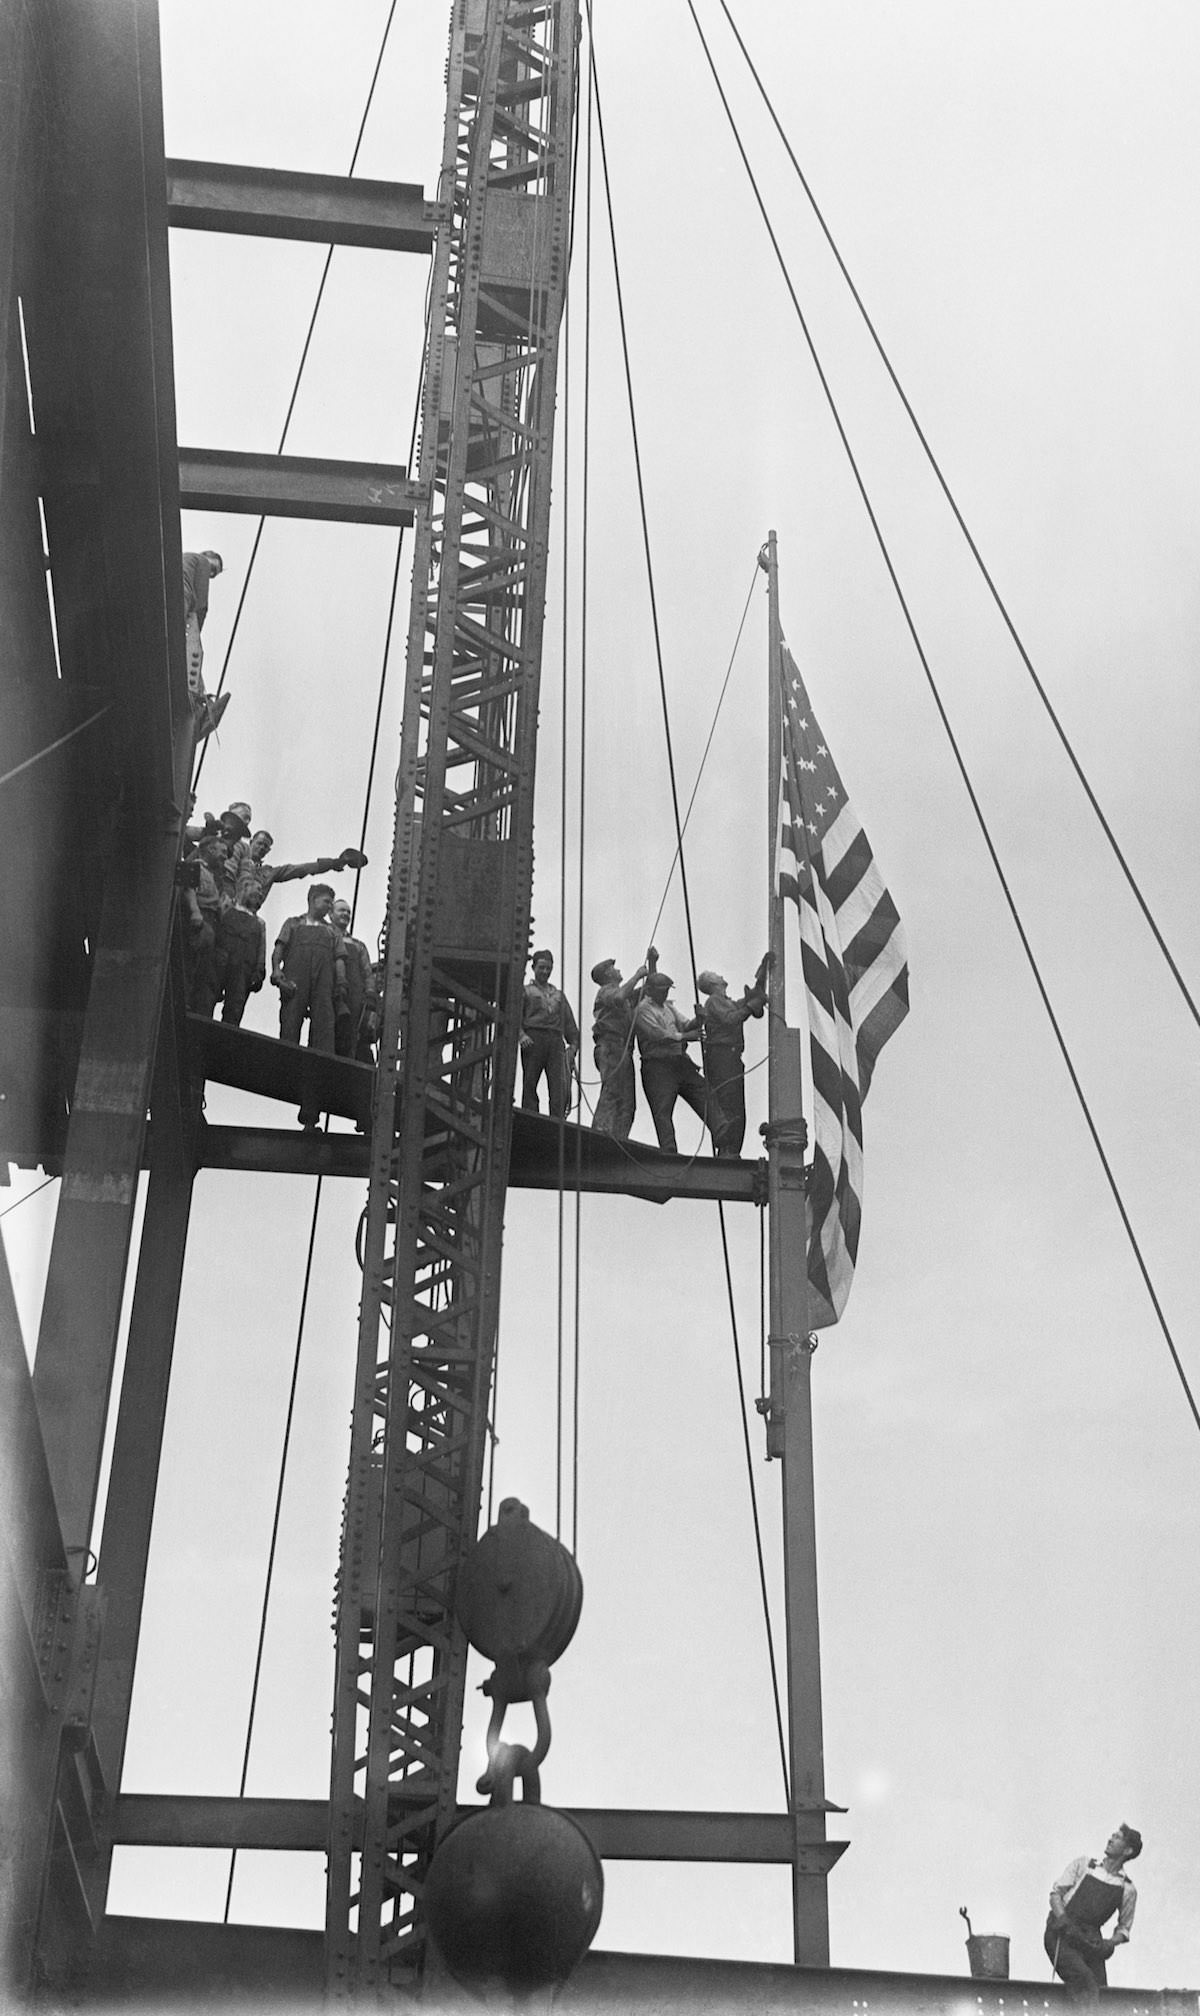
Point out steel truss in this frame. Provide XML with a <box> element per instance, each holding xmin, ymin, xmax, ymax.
<box><xmin>326</xmin><ymin>0</ymin><xmax>578</xmax><ymax>1994</ymax></box>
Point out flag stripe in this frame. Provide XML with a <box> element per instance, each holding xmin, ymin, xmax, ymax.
<box><xmin>775</xmin><ymin>641</ymin><xmax>908</xmax><ymax>1326</ymax></box>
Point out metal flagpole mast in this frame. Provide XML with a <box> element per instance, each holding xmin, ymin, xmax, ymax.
<box><xmin>763</xmin><ymin>529</ymin><xmax>843</xmax><ymax>1964</ymax></box>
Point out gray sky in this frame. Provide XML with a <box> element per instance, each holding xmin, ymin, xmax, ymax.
<box><xmin>7</xmin><ymin>0</ymin><xmax>1200</xmax><ymax>1986</ymax></box>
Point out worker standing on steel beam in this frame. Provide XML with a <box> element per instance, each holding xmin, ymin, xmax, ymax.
<box><xmin>181</xmin><ymin>548</ymin><xmax>229</xmax><ymax>740</ymax></box>
<box><xmin>329</xmin><ymin>898</ymin><xmax>374</xmax><ymax>1060</ymax></box>
<box><xmin>633</xmin><ymin>970</ymin><xmax>711</xmax><ymax>1155</ymax></box>
<box><xmin>232</xmin><ymin>829</ymin><xmax>367</xmax><ymax>914</ymax></box>
<box><xmin>520</xmin><ymin>950</ymin><xmax>578</xmax><ymax>1119</ymax></box>
<box><xmin>1045</xmin><ymin>1825</ymin><xmax>1142</xmax><ymax>2005</ymax></box>
<box><xmin>212</xmin><ymin>887</ymin><xmax>267</xmax><ymax>1028</ymax></box>
<box><xmin>695</xmin><ymin>952</ymin><xmax>772</xmax><ymax>1157</ymax></box>
<box><xmin>589</xmin><ymin>945</ymin><xmax>657</xmax><ymax>1140</ymax></box>
<box><xmin>271</xmin><ymin>883</ymin><xmax>343</xmax><ymax>1129</ymax></box>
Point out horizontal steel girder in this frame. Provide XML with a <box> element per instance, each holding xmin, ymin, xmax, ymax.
<box><xmin>178</xmin><ymin>447</ymin><xmax>421</xmax><ymax>524</ymax></box>
<box><xmin>87</xmin><ymin>1921</ymin><xmax>1189</xmax><ymax>2016</ymax></box>
<box><xmin>166</xmin><ymin>159</ymin><xmax>440</xmax><ymax>252</ymax></box>
<box><xmin>198</xmin><ymin>1121</ymin><xmax>764</xmax><ymax>1204</ymax></box>
<box><xmin>110</xmin><ymin>1795</ymin><xmax>839</xmax><ymax>1864</ymax></box>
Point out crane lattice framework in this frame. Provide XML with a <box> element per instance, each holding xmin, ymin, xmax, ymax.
<box><xmin>325</xmin><ymin>0</ymin><xmax>579</xmax><ymax>1992</ymax></box>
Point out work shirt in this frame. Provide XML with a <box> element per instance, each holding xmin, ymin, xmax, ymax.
<box><xmin>522</xmin><ymin>979</ymin><xmax>578</xmax><ymax>1044</ymax></box>
<box><xmin>231</xmin><ymin>843</ymin><xmax>335</xmax><ymax>910</ymax></box>
<box><xmin>1050</xmin><ymin>1859</ymin><xmax>1137</xmax><ymax>1944</ymax></box>
<box><xmin>699</xmin><ymin>985</ymin><xmax>766</xmax><ymax>1056</ymax></box>
<box><xmin>334</xmin><ymin>929</ymin><xmax>373</xmax><ymax>1018</ymax></box>
<box><xmin>593</xmin><ymin>981</ymin><xmax>635</xmax><ymax>1046</ymax></box>
<box><xmin>634</xmin><ymin>998</ymin><xmax>698</xmax><ymax>1061</ymax></box>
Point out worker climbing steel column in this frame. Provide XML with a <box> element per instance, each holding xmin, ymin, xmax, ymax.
<box><xmin>1044</xmin><ymin>1825</ymin><xmax>1141</xmax><ymax>2005</ymax></box>
<box><xmin>182</xmin><ymin>548</ymin><xmax>229</xmax><ymax>741</ymax></box>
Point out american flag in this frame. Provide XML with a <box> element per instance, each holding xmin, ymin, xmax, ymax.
<box><xmin>775</xmin><ymin>642</ymin><xmax>909</xmax><ymax>1326</ymax></box>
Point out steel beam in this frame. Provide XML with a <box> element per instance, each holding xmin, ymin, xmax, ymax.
<box><xmin>178</xmin><ymin>446</ymin><xmax>419</xmax><ymax>525</ymax></box>
<box><xmin>166</xmin><ymin>158</ymin><xmax>439</xmax><ymax>252</ymax></box>
<box><xmin>82</xmin><ymin>1922</ymin><xmax>1197</xmax><ymax>2016</ymax></box>
<box><xmin>92</xmin><ymin>960</ymin><xmax>199</xmax><ymax>1798</ymax></box>
<box><xmin>110</xmin><ymin>1794</ymin><xmax>845</xmax><ymax>1867</ymax></box>
<box><xmin>198</xmin><ymin>1120</ymin><xmax>763</xmax><ymax>1203</ymax></box>
<box><xmin>765</xmin><ymin>530</ymin><xmax>832</xmax><ymax>1966</ymax></box>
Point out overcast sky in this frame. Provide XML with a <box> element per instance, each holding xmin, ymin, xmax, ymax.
<box><xmin>7</xmin><ymin>0</ymin><xmax>1200</xmax><ymax>1989</ymax></box>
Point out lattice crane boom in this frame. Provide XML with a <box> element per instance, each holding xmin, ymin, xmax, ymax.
<box><xmin>326</xmin><ymin>0</ymin><xmax>578</xmax><ymax>1993</ymax></box>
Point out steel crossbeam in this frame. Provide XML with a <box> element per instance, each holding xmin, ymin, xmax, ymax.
<box><xmin>325</xmin><ymin>1</ymin><xmax>577</xmax><ymax>1995</ymax></box>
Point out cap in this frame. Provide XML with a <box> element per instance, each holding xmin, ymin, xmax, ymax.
<box><xmin>220</xmin><ymin>803</ymin><xmax>251</xmax><ymax>839</ymax></box>
<box><xmin>591</xmin><ymin>958</ymin><xmax>617</xmax><ymax>984</ymax></box>
<box><xmin>697</xmin><ymin>970</ymin><xmax>722</xmax><ymax>993</ymax></box>
<box><xmin>644</xmin><ymin>970</ymin><xmax>672</xmax><ymax>990</ymax></box>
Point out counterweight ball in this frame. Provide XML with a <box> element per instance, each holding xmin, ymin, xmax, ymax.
<box><xmin>425</xmin><ymin>1803</ymin><xmax>603</xmax><ymax>1993</ymax></box>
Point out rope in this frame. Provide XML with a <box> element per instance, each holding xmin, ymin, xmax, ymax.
<box><xmin>0</xmin><ymin>706</ymin><xmax>110</xmax><ymax>791</ymax></box>
<box><xmin>193</xmin><ymin>0</ymin><xmax>402</xmax><ymax>795</ymax></box>
<box><xmin>586</xmin><ymin>18</ymin><xmax>699</xmax><ymax>995</ymax></box>
<box><xmin>647</xmin><ymin>558</ymin><xmax>759</xmax><ymax>947</ymax></box>
<box><xmin>688</xmin><ymin>5</ymin><xmax>1200</xmax><ymax>1439</ymax></box>
<box><xmin>713</xmin><ymin>0</ymin><xmax>1200</xmax><ymax>1037</ymax></box>
<box><xmin>719</xmin><ymin>1202</ymin><xmax>790</xmax><ymax>1801</ymax></box>
<box><xmin>0</xmin><ymin>1174</ymin><xmax>57</xmax><ymax>1220</ymax></box>
<box><xmin>553</xmin><ymin>41</ymin><xmax>586</xmax><ymax>1545</ymax></box>
<box><xmin>572</xmin><ymin>45</ymin><xmax>595</xmax><ymax>1563</ymax></box>
<box><xmin>223</xmin><ymin>1174</ymin><xmax>324</xmax><ymax>1920</ymax></box>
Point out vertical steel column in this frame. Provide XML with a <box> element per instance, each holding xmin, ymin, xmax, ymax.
<box><xmin>91</xmin><ymin>954</ymin><xmax>199</xmax><ymax>1804</ymax></box>
<box><xmin>32</xmin><ymin>843</ymin><xmax>182</xmax><ymax>1563</ymax></box>
<box><xmin>765</xmin><ymin>530</ymin><xmax>838</xmax><ymax>1964</ymax></box>
<box><xmin>326</xmin><ymin>1</ymin><xmax>578</xmax><ymax>1995</ymax></box>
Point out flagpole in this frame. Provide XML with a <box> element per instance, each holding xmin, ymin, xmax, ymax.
<box><xmin>763</xmin><ymin>529</ymin><xmax>842</xmax><ymax>1966</ymax></box>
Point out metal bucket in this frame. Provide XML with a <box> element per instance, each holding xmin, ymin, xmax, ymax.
<box><xmin>966</xmin><ymin>1934</ymin><xmax>1010</xmax><ymax>1980</ymax></box>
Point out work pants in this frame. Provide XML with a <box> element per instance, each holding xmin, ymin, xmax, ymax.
<box><xmin>704</xmin><ymin>1042</ymin><xmax>747</xmax><ymax>1157</ymax></box>
<box><xmin>592</xmin><ymin>1035</ymin><xmax>635</xmax><ymax>1139</ymax></box>
<box><xmin>279</xmin><ymin>937</ymin><xmax>337</xmax><ymax>1053</ymax></box>
<box><xmin>640</xmin><ymin>1054</ymin><xmax>710</xmax><ymax>1155</ymax></box>
<box><xmin>522</xmin><ymin>1030</ymin><xmax>569</xmax><ymax>1118</ymax></box>
<box><xmin>1044</xmin><ymin>1922</ymin><xmax>1108</xmax><ymax>2006</ymax></box>
<box><xmin>216</xmin><ymin>911</ymin><xmax>263</xmax><ymax>1028</ymax></box>
<box><xmin>186</xmin><ymin>918</ymin><xmax>222</xmax><ymax>1017</ymax></box>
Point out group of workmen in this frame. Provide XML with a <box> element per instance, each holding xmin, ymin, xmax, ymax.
<box><xmin>520</xmin><ymin>944</ymin><xmax>772</xmax><ymax>1158</ymax></box>
<box><xmin>178</xmin><ymin>799</ymin><xmax>378</xmax><ymax>1127</ymax></box>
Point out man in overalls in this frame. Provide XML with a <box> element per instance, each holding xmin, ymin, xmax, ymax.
<box><xmin>271</xmin><ymin>883</ymin><xmax>341</xmax><ymax>1129</ymax></box>
<box><xmin>1045</xmin><ymin>1825</ymin><xmax>1141</xmax><ymax>2003</ymax></box>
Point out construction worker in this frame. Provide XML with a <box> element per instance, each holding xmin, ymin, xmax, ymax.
<box><xmin>1044</xmin><ymin>1825</ymin><xmax>1141</xmax><ymax>2005</ymax></box>
<box><xmin>233</xmin><ymin>830</ymin><xmax>367</xmax><ymax>914</ymax></box>
<box><xmin>213</xmin><ymin>887</ymin><xmax>267</xmax><ymax>1028</ymax></box>
<box><xmin>589</xmin><ymin>946</ymin><xmax>657</xmax><ymax>1140</ymax></box>
<box><xmin>633</xmin><ymin>970</ymin><xmax>710</xmax><ymax>1155</ymax></box>
<box><xmin>182</xmin><ymin>549</ymin><xmax>229</xmax><ymax>740</ymax></box>
<box><xmin>329</xmin><ymin>898</ymin><xmax>374</xmax><ymax>1060</ymax></box>
<box><xmin>696</xmin><ymin>952</ymin><xmax>772</xmax><ymax>1157</ymax></box>
<box><xmin>272</xmin><ymin>883</ymin><xmax>342</xmax><ymax>1129</ymax></box>
<box><xmin>520</xmin><ymin>950</ymin><xmax>578</xmax><ymax>1119</ymax></box>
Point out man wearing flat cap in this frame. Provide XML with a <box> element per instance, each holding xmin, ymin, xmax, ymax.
<box><xmin>520</xmin><ymin>950</ymin><xmax>579</xmax><ymax>1119</ymax></box>
<box><xmin>633</xmin><ymin>969</ymin><xmax>711</xmax><ymax>1154</ymax></box>
<box><xmin>696</xmin><ymin>952</ymin><xmax>772</xmax><ymax>1157</ymax></box>
<box><xmin>590</xmin><ymin>945</ymin><xmax>657</xmax><ymax>1139</ymax></box>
